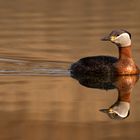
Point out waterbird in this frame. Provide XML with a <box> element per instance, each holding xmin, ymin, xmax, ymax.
<box><xmin>70</xmin><ymin>29</ymin><xmax>139</xmax><ymax>76</ymax></box>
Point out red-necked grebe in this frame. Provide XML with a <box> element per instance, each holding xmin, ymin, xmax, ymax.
<box><xmin>70</xmin><ymin>29</ymin><xmax>139</xmax><ymax>76</ymax></box>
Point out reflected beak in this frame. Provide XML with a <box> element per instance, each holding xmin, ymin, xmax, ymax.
<box><xmin>99</xmin><ymin>109</ymin><xmax>109</xmax><ymax>113</ymax></box>
<box><xmin>99</xmin><ymin>108</ymin><xmax>114</xmax><ymax>114</ymax></box>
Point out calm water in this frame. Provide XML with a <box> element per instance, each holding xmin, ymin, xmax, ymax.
<box><xmin>0</xmin><ymin>0</ymin><xmax>140</xmax><ymax>140</ymax></box>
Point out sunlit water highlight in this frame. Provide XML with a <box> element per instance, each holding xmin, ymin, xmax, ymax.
<box><xmin>0</xmin><ymin>57</ymin><xmax>70</xmax><ymax>76</ymax></box>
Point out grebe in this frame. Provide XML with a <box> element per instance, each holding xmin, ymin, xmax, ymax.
<box><xmin>70</xmin><ymin>29</ymin><xmax>139</xmax><ymax>76</ymax></box>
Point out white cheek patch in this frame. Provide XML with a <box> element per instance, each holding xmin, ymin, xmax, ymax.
<box><xmin>114</xmin><ymin>33</ymin><xmax>131</xmax><ymax>47</ymax></box>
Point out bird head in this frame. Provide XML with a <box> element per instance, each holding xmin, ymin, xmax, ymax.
<box><xmin>101</xmin><ymin>29</ymin><xmax>131</xmax><ymax>47</ymax></box>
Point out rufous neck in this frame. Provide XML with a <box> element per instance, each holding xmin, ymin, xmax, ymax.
<box><xmin>118</xmin><ymin>46</ymin><xmax>132</xmax><ymax>59</ymax></box>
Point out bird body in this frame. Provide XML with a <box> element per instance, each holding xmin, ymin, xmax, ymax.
<box><xmin>71</xmin><ymin>56</ymin><xmax>117</xmax><ymax>76</ymax></box>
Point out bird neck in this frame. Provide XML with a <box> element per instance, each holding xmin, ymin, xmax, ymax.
<box><xmin>118</xmin><ymin>46</ymin><xmax>132</xmax><ymax>60</ymax></box>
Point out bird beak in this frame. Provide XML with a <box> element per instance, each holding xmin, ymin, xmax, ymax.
<box><xmin>101</xmin><ymin>35</ymin><xmax>111</xmax><ymax>41</ymax></box>
<box><xmin>101</xmin><ymin>35</ymin><xmax>117</xmax><ymax>42</ymax></box>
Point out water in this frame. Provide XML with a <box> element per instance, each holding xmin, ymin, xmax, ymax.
<box><xmin>0</xmin><ymin>0</ymin><xmax>140</xmax><ymax>139</ymax></box>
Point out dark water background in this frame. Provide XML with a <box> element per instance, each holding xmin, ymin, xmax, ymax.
<box><xmin>0</xmin><ymin>0</ymin><xmax>140</xmax><ymax>140</ymax></box>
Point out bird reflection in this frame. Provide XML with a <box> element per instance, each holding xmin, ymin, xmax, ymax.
<box><xmin>71</xmin><ymin>73</ymin><xmax>139</xmax><ymax>120</ymax></box>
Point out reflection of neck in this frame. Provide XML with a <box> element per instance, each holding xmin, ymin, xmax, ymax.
<box><xmin>118</xmin><ymin>91</ymin><xmax>131</xmax><ymax>103</ymax></box>
<box><xmin>118</xmin><ymin>46</ymin><xmax>132</xmax><ymax>59</ymax></box>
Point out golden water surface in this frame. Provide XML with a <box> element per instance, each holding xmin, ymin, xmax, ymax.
<box><xmin>0</xmin><ymin>0</ymin><xmax>140</xmax><ymax>140</ymax></box>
